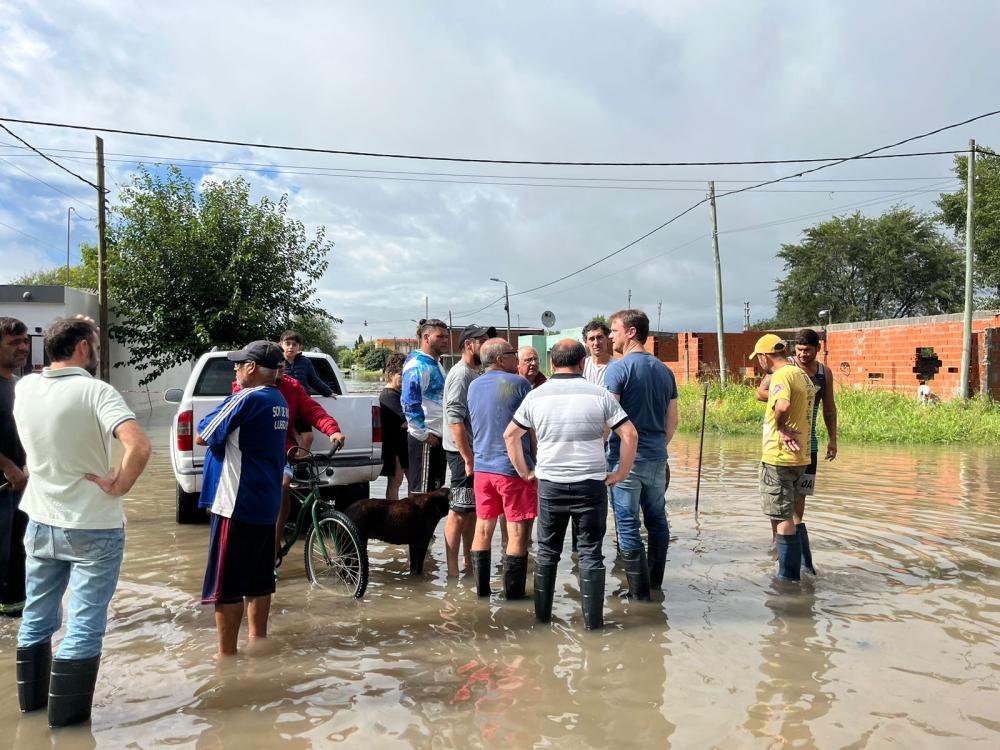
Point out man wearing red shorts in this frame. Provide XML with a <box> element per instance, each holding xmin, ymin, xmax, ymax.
<box><xmin>467</xmin><ymin>338</ymin><xmax>536</xmax><ymax>599</ymax></box>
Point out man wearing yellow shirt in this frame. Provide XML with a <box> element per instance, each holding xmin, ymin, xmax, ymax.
<box><xmin>750</xmin><ymin>334</ymin><xmax>815</xmax><ymax>582</ymax></box>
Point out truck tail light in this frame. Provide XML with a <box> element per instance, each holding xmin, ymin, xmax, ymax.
<box><xmin>371</xmin><ymin>405</ymin><xmax>382</xmax><ymax>444</ymax></box>
<box><xmin>177</xmin><ymin>409</ymin><xmax>193</xmax><ymax>452</ymax></box>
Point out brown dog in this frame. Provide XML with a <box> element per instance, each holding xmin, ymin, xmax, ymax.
<box><xmin>344</xmin><ymin>488</ymin><xmax>450</xmax><ymax>575</ymax></box>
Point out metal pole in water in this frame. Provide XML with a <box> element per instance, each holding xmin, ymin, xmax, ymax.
<box><xmin>960</xmin><ymin>139</ymin><xmax>976</xmax><ymax>399</ymax></box>
<box><xmin>695</xmin><ymin>379</ymin><xmax>709</xmax><ymax>514</ymax></box>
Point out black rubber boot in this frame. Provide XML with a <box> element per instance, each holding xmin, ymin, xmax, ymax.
<box><xmin>502</xmin><ymin>554</ymin><xmax>528</xmax><ymax>600</ymax></box>
<box><xmin>579</xmin><ymin>567</ymin><xmax>605</xmax><ymax>630</ymax></box>
<box><xmin>48</xmin><ymin>655</ymin><xmax>101</xmax><ymax>728</ymax></box>
<box><xmin>16</xmin><ymin>641</ymin><xmax>51</xmax><ymax>713</ymax></box>
<box><xmin>776</xmin><ymin>533</ymin><xmax>802</xmax><ymax>582</ymax></box>
<box><xmin>647</xmin><ymin>537</ymin><xmax>668</xmax><ymax>591</ymax></box>
<box><xmin>621</xmin><ymin>548</ymin><xmax>651</xmax><ymax>601</ymax></box>
<box><xmin>533</xmin><ymin>563</ymin><xmax>557</xmax><ymax>623</ymax></box>
<box><xmin>797</xmin><ymin>523</ymin><xmax>816</xmax><ymax>575</ymax></box>
<box><xmin>471</xmin><ymin>551</ymin><xmax>491</xmax><ymax>597</ymax></box>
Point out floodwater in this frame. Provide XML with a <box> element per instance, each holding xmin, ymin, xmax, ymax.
<box><xmin>1</xmin><ymin>397</ymin><xmax>999</xmax><ymax>749</ymax></box>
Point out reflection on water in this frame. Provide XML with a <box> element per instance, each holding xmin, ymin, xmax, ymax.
<box><xmin>2</xmin><ymin>405</ymin><xmax>999</xmax><ymax>748</ymax></box>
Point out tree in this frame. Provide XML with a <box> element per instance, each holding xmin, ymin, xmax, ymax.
<box><xmin>107</xmin><ymin>166</ymin><xmax>332</xmax><ymax>384</ymax></box>
<box><xmin>768</xmin><ymin>207</ymin><xmax>964</xmax><ymax>326</ymax></box>
<box><xmin>363</xmin><ymin>346</ymin><xmax>391</xmax><ymax>372</ymax></box>
<box><xmin>13</xmin><ymin>243</ymin><xmax>98</xmax><ymax>289</ymax></box>
<box><xmin>336</xmin><ymin>347</ymin><xmax>354</xmax><ymax>370</ymax></box>
<box><xmin>286</xmin><ymin>312</ymin><xmax>338</xmax><ymax>355</ymax></box>
<box><xmin>936</xmin><ymin>148</ymin><xmax>1000</xmax><ymax>305</ymax></box>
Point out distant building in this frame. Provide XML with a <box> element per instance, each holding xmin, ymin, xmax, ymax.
<box><xmin>376</xmin><ymin>337</ymin><xmax>418</xmax><ymax>354</ymax></box>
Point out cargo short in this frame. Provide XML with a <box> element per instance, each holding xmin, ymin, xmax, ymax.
<box><xmin>759</xmin><ymin>463</ymin><xmax>806</xmax><ymax>521</ymax></box>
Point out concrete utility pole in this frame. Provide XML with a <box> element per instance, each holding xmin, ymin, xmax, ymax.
<box><xmin>743</xmin><ymin>301</ymin><xmax>750</xmax><ymax>332</ymax></box>
<box><xmin>424</xmin><ymin>296</ymin><xmax>429</xmax><ymax>320</ymax></box>
<box><xmin>96</xmin><ymin>136</ymin><xmax>110</xmax><ymax>382</ymax></box>
<box><xmin>960</xmin><ymin>139</ymin><xmax>976</xmax><ymax>399</ymax></box>
<box><xmin>627</xmin><ymin>288</ymin><xmax>632</xmax><ymax>308</ymax></box>
<box><xmin>708</xmin><ymin>181</ymin><xmax>728</xmax><ymax>385</ymax></box>
<box><xmin>490</xmin><ymin>277</ymin><xmax>511</xmax><ymax>343</ymax></box>
<box><xmin>657</xmin><ymin>300</ymin><xmax>662</xmax><ymax>332</ymax></box>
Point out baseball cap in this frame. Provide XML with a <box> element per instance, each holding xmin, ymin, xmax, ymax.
<box><xmin>459</xmin><ymin>324</ymin><xmax>497</xmax><ymax>348</ymax></box>
<box><xmin>749</xmin><ymin>334</ymin><xmax>787</xmax><ymax>361</ymax></box>
<box><xmin>227</xmin><ymin>340</ymin><xmax>285</xmax><ymax>369</ymax></box>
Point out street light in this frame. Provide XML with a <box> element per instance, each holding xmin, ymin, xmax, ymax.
<box><xmin>490</xmin><ymin>277</ymin><xmax>511</xmax><ymax>344</ymax></box>
<box><xmin>818</xmin><ymin>309</ymin><xmax>832</xmax><ymax>364</ymax></box>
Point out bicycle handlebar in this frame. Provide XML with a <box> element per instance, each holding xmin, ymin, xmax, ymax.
<box><xmin>286</xmin><ymin>443</ymin><xmax>342</xmax><ymax>465</ymax></box>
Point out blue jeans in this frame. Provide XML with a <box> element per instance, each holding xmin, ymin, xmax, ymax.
<box><xmin>18</xmin><ymin>520</ymin><xmax>125</xmax><ymax>659</ymax></box>
<box><xmin>609</xmin><ymin>459</ymin><xmax>669</xmax><ymax>553</ymax></box>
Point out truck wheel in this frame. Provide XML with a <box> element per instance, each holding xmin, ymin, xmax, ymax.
<box><xmin>324</xmin><ymin>482</ymin><xmax>370</xmax><ymax>512</ymax></box>
<box><xmin>176</xmin><ymin>484</ymin><xmax>206</xmax><ymax>524</ymax></box>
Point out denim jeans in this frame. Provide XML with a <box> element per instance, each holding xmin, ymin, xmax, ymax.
<box><xmin>609</xmin><ymin>459</ymin><xmax>669</xmax><ymax>553</ymax></box>
<box><xmin>536</xmin><ymin>479</ymin><xmax>607</xmax><ymax>570</ymax></box>
<box><xmin>18</xmin><ymin>520</ymin><xmax>125</xmax><ymax>659</ymax></box>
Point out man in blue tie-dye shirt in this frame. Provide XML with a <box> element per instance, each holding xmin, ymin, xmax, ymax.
<box><xmin>402</xmin><ymin>319</ymin><xmax>450</xmax><ymax>493</ymax></box>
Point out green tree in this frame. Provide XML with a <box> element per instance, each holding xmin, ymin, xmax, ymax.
<box><xmin>13</xmin><ymin>243</ymin><xmax>99</xmax><ymax>289</ymax></box>
<box><xmin>336</xmin><ymin>347</ymin><xmax>354</xmax><ymax>369</ymax></box>
<box><xmin>769</xmin><ymin>206</ymin><xmax>964</xmax><ymax>326</ymax></box>
<box><xmin>286</xmin><ymin>312</ymin><xmax>338</xmax><ymax>355</ymax></box>
<box><xmin>936</xmin><ymin>148</ymin><xmax>1000</xmax><ymax>304</ymax></box>
<box><xmin>107</xmin><ymin>166</ymin><xmax>332</xmax><ymax>384</ymax></box>
<box><xmin>363</xmin><ymin>346</ymin><xmax>391</xmax><ymax>372</ymax></box>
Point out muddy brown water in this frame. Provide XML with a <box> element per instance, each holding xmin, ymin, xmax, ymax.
<box><xmin>1</xmin><ymin>395</ymin><xmax>999</xmax><ymax>748</ymax></box>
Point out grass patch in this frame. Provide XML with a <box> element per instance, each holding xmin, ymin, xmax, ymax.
<box><xmin>676</xmin><ymin>382</ymin><xmax>1000</xmax><ymax>444</ymax></box>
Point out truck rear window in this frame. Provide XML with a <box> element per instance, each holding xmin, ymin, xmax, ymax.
<box><xmin>193</xmin><ymin>355</ymin><xmax>343</xmax><ymax>397</ymax></box>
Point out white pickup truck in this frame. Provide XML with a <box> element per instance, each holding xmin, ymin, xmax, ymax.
<box><xmin>164</xmin><ymin>351</ymin><xmax>382</xmax><ymax>523</ymax></box>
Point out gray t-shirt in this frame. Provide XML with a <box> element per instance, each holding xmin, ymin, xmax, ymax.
<box><xmin>442</xmin><ymin>360</ymin><xmax>479</xmax><ymax>453</ymax></box>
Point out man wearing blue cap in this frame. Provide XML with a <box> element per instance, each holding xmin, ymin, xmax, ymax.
<box><xmin>197</xmin><ymin>340</ymin><xmax>289</xmax><ymax>656</ymax></box>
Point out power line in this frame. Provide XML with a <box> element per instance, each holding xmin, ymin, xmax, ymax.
<box><xmin>0</xmin><ymin>123</ymin><xmax>100</xmax><ymax>191</ymax></box>
<box><xmin>0</xmin><ymin>114</ymin><xmax>981</xmax><ymax>167</ymax></box>
<box><xmin>0</xmin><ymin>156</ymin><xmax>94</xmax><ymax>211</ymax></box>
<box><xmin>0</xmin><ymin>140</ymin><xmax>959</xmax><ymax>182</ymax></box>
<box><xmin>0</xmin><ymin>218</ymin><xmax>63</xmax><ymax>253</ymax></box>
<box><xmin>508</xmin><ymin>110</ymin><xmax>1000</xmax><ymax>297</ymax></box>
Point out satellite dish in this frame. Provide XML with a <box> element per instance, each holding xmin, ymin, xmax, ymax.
<box><xmin>541</xmin><ymin>310</ymin><xmax>556</xmax><ymax>328</ymax></box>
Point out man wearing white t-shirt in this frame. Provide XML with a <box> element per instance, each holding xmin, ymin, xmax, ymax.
<box><xmin>504</xmin><ymin>339</ymin><xmax>637</xmax><ymax>630</ymax></box>
<box><xmin>582</xmin><ymin>320</ymin><xmax>612</xmax><ymax>387</ymax></box>
<box><xmin>12</xmin><ymin>317</ymin><xmax>151</xmax><ymax>728</ymax></box>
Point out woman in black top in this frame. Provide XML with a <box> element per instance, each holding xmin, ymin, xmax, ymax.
<box><xmin>380</xmin><ymin>353</ymin><xmax>409</xmax><ymax>501</ymax></box>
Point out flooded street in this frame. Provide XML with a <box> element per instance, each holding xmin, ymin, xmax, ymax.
<box><xmin>1</xmin><ymin>399</ymin><xmax>999</xmax><ymax>749</ymax></box>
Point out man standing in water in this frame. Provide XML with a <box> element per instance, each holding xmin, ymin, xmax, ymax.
<box><xmin>402</xmin><ymin>320</ymin><xmax>450</xmax><ymax>493</ymax></box>
<box><xmin>756</xmin><ymin>328</ymin><xmax>837</xmax><ymax>574</ymax></box>
<box><xmin>14</xmin><ymin>317</ymin><xmax>151</xmax><ymax>726</ymax></box>
<box><xmin>582</xmin><ymin>320</ymin><xmax>612</xmax><ymax>387</ymax></box>
<box><xmin>751</xmin><ymin>334</ymin><xmax>815</xmax><ymax>582</ymax></box>
<box><xmin>199</xmin><ymin>341</ymin><xmax>288</xmax><ymax>656</ymax></box>
<box><xmin>442</xmin><ymin>324</ymin><xmax>494</xmax><ymax>577</ymax></box>
<box><xmin>606</xmin><ymin>309</ymin><xmax>678</xmax><ymax>601</ymax></box>
<box><xmin>0</xmin><ymin>317</ymin><xmax>29</xmax><ymax>619</ymax></box>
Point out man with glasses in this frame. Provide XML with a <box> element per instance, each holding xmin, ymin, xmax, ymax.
<box><xmin>198</xmin><ymin>341</ymin><xmax>288</xmax><ymax>657</ymax></box>
<box><xmin>518</xmin><ymin>346</ymin><xmax>547</xmax><ymax>389</ymax></box>
<box><xmin>467</xmin><ymin>338</ymin><xmax>536</xmax><ymax>599</ymax></box>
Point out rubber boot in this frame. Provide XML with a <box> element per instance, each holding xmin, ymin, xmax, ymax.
<box><xmin>797</xmin><ymin>523</ymin><xmax>816</xmax><ymax>575</ymax></box>
<box><xmin>48</xmin><ymin>655</ymin><xmax>101</xmax><ymax>728</ymax></box>
<box><xmin>16</xmin><ymin>641</ymin><xmax>51</xmax><ymax>713</ymax></box>
<box><xmin>647</xmin><ymin>537</ymin><xmax>668</xmax><ymax>591</ymax></box>
<box><xmin>502</xmin><ymin>554</ymin><xmax>528</xmax><ymax>600</ymax></box>
<box><xmin>579</xmin><ymin>567</ymin><xmax>605</xmax><ymax>630</ymax></box>
<box><xmin>620</xmin><ymin>548</ymin><xmax>651</xmax><ymax>601</ymax></box>
<box><xmin>776</xmin><ymin>533</ymin><xmax>802</xmax><ymax>582</ymax></box>
<box><xmin>533</xmin><ymin>563</ymin><xmax>558</xmax><ymax>623</ymax></box>
<box><xmin>471</xmin><ymin>551</ymin><xmax>491</xmax><ymax>597</ymax></box>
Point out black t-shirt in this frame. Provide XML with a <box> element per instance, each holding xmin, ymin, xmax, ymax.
<box><xmin>1</xmin><ymin>374</ymin><xmax>25</xmax><ymax>469</ymax></box>
<box><xmin>379</xmin><ymin>387</ymin><xmax>406</xmax><ymax>446</ymax></box>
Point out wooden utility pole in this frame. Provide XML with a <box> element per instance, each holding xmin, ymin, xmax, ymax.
<box><xmin>708</xmin><ymin>181</ymin><xmax>728</xmax><ymax>385</ymax></box>
<box><xmin>96</xmin><ymin>136</ymin><xmax>110</xmax><ymax>382</ymax></box>
<box><xmin>960</xmin><ymin>139</ymin><xmax>976</xmax><ymax>399</ymax></box>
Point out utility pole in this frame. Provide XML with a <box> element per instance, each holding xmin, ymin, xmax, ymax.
<box><xmin>627</xmin><ymin>288</ymin><xmax>632</xmax><ymax>308</ymax></box>
<box><xmin>657</xmin><ymin>300</ymin><xmax>662</xmax><ymax>332</ymax></box>
<box><xmin>96</xmin><ymin>136</ymin><xmax>110</xmax><ymax>382</ymax></box>
<box><xmin>65</xmin><ymin>207</ymin><xmax>75</xmax><ymax>286</ymax></box>
<box><xmin>743</xmin><ymin>301</ymin><xmax>750</xmax><ymax>332</ymax></box>
<box><xmin>425</xmin><ymin>295</ymin><xmax>429</xmax><ymax>320</ymax></box>
<box><xmin>960</xmin><ymin>139</ymin><xmax>976</xmax><ymax>399</ymax></box>
<box><xmin>708</xmin><ymin>181</ymin><xmax>728</xmax><ymax>385</ymax></box>
<box><xmin>448</xmin><ymin>309</ymin><xmax>454</xmax><ymax>365</ymax></box>
<box><xmin>490</xmin><ymin>277</ymin><xmax>511</xmax><ymax>343</ymax></box>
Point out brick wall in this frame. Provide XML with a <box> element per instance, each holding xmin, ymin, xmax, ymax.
<box><xmin>826</xmin><ymin>312</ymin><xmax>1000</xmax><ymax>399</ymax></box>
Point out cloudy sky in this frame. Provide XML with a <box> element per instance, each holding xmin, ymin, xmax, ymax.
<box><xmin>2</xmin><ymin>0</ymin><xmax>999</xmax><ymax>344</ymax></box>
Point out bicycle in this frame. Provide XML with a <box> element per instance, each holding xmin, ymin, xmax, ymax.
<box><xmin>277</xmin><ymin>445</ymin><xmax>369</xmax><ymax>598</ymax></box>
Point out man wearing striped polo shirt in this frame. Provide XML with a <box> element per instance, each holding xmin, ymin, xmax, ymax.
<box><xmin>505</xmin><ymin>339</ymin><xmax>637</xmax><ymax>629</ymax></box>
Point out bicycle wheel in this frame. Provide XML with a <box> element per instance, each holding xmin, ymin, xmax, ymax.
<box><xmin>304</xmin><ymin>510</ymin><xmax>368</xmax><ymax>598</ymax></box>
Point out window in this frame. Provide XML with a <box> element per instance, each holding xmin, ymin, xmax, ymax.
<box><xmin>194</xmin><ymin>358</ymin><xmax>238</xmax><ymax>397</ymax></box>
<box><xmin>308</xmin><ymin>356</ymin><xmax>344</xmax><ymax>396</ymax></box>
<box><xmin>912</xmin><ymin>347</ymin><xmax>942</xmax><ymax>381</ymax></box>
